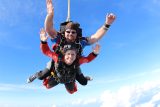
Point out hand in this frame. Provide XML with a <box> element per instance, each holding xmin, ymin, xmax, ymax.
<box><xmin>105</xmin><ymin>13</ymin><xmax>116</xmax><ymax>25</ymax></box>
<box><xmin>93</xmin><ymin>43</ymin><xmax>100</xmax><ymax>54</ymax></box>
<box><xmin>40</xmin><ymin>28</ymin><xmax>48</xmax><ymax>42</ymax></box>
<box><xmin>46</xmin><ymin>0</ymin><xmax>53</xmax><ymax>14</ymax></box>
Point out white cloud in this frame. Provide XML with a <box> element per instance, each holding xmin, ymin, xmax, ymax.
<box><xmin>95</xmin><ymin>67</ymin><xmax>160</xmax><ymax>86</ymax></box>
<box><xmin>71</xmin><ymin>99</ymin><xmax>83</xmax><ymax>105</ymax></box>
<box><xmin>99</xmin><ymin>80</ymin><xmax>160</xmax><ymax>107</ymax></box>
<box><xmin>57</xmin><ymin>80</ymin><xmax>160</xmax><ymax>107</ymax></box>
<box><xmin>151</xmin><ymin>68</ymin><xmax>160</xmax><ymax>73</ymax></box>
<box><xmin>70</xmin><ymin>98</ymin><xmax>97</xmax><ymax>106</ymax></box>
<box><xmin>52</xmin><ymin>104</ymin><xmax>57</xmax><ymax>107</ymax></box>
<box><xmin>137</xmin><ymin>92</ymin><xmax>160</xmax><ymax>107</ymax></box>
<box><xmin>1</xmin><ymin>69</ymin><xmax>160</xmax><ymax>107</ymax></box>
<box><xmin>83</xmin><ymin>98</ymin><xmax>97</xmax><ymax>105</ymax></box>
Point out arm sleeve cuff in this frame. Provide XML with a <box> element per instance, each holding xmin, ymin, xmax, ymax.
<box><xmin>92</xmin><ymin>52</ymin><xmax>98</xmax><ymax>56</ymax></box>
<box><xmin>41</xmin><ymin>41</ymin><xmax>47</xmax><ymax>44</ymax></box>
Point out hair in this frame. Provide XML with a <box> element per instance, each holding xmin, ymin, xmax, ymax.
<box><xmin>65</xmin><ymin>22</ymin><xmax>80</xmax><ymax>32</ymax></box>
<box><xmin>59</xmin><ymin>21</ymin><xmax>82</xmax><ymax>38</ymax></box>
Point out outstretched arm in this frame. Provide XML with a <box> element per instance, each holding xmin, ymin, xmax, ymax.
<box><xmin>79</xmin><ymin>44</ymin><xmax>100</xmax><ymax>64</ymax></box>
<box><xmin>87</xmin><ymin>13</ymin><xmax>116</xmax><ymax>44</ymax></box>
<box><xmin>40</xmin><ymin>28</ymin><xmax>58</xmax><ymax>61</ymax></box>
<box><xmin>44</xmin><ymin>0</ymin><xmax>57</xmax><ymax>38</ymax></box>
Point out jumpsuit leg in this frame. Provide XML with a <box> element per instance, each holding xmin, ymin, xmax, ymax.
<box><xmin>43</xmin><ymin>77</ymin><xmax>59</xmax><ymax>89</ymax></box>
<box><xmin>65</xmin><ymin>82</ymin><xmax>77</xmax><ymax>94</ymax></box>
<box><xmin>36</xmin><ymin>60</ymin><xmax>55</xmax><ymax>80</ymax></box>
<box><xmin>76</xmin><ymin>67</ymin><xmax>88</xmax><ymax>85</ymax></box>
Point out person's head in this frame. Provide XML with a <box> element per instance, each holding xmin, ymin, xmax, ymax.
<box><xmin>64</xmin><ymin>22</ymin><xmax>80</xmax><ymax>42</ymax></box>
<box><xmin>63</xmin><ymin>44</ymin><xmax>78</xmax><ymax>65</ymax></box>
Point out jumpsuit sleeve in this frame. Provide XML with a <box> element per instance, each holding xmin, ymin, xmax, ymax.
<box><xmin>40</xmin><ymin>42</ymin><xmax>58</xmax><ymax>62</ymax></box>
<box><xmin>79</xmin><ymin>52</ymin><xmax>98</xmax><ymax>65</ymax></box>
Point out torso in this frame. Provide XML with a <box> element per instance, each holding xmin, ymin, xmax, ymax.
<box><xmin>54</xmin><ymin>59</ymin><xmax>79</xmax><ymax>83</ymax></box>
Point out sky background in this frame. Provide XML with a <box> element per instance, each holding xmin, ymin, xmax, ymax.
<box><xmin>0</xmin><ymin>0</ymin><xmax>160</xmax><ymax>107</ymax></box>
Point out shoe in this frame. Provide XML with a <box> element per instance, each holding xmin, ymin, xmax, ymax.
<box><xmin>27</xmin><ymin>75</ymin><xmax>37</xmax><ymax>83</ymax></box>
<box><xmin>85</xmin><ymin>76</ymin><xmax>93</xmax><ymax>81</ymax></box>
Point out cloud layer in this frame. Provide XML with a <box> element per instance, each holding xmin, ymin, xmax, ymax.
<box><xmin>100</xmin><ymin>81</ymin><xmax>160</xmax><ymax>107</ymax></box>
<box><xmin>55</xmin><ymin>80</ymin><xmax>160</xmax><ymax>107</ymax></box>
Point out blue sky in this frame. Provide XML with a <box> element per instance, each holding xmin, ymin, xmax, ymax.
<box><xmin>0</xmin><ymin>0</ymin><xmax>160</xmax><ymax>107</ymax></box>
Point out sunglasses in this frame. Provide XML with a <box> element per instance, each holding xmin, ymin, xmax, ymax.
<box><xmin>65</xmin><ymin>30</ymin><xmax>77</xmax><ymax>34</ymax></box>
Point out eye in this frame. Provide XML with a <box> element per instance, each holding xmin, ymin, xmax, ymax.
<box><xmin>71</xmin><ymin>31</ymin><xmax>76</xmax><ymax>34</ymax></box>
<box><xmin>65</xmin><ymin>31</ymin><xmax>70</xmax><ymax>33</ymax></box>
<box><xmin>65</xmin><ymin>30</ymin><xmax>77</xmax><ymax>34</ymax></box>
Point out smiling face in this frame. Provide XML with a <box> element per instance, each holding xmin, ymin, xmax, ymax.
<box><xmin>64</xmin><ymin>49</ymin><xmax>77</xmax><ymax>65</ymax></box>
<box><xmin>64</xmin><ymin>29</ymin><xmax>77</xmax><ymax>42</ymax></box>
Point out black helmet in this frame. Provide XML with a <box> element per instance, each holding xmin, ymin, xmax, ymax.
<box><xmin>63</xmin><ymin>43</ymin><xmax>78</xmax><ymax>54</ymax></box>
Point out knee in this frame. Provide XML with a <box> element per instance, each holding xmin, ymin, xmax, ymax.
<box><xmin>43</xmin><ymin>78</ymin><xmax>50</xmax><ymax>89</ymax></box>
<box><xmin>66</xmin><ymin>83</ymin><xmax>77</xmax><ymax>94</ymax></box>
<box><xmin>67</xmin><ymin>90</ymin><xmax>76</xmax><ymax>94</ymax></box>
<box><xmin>46</xmin><ymin>84</ymin><xmax>53</xmax><ymax>89</ymax></box>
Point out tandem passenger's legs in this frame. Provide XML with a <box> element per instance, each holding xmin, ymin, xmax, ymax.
<box><xmin>65</xmin><ymin>82</ymin><xmax>77</xmax><ymax>94</ymax></box>
<box><xmin>76</xmin><ymin>67</ymin><xmax>92</xmax><ymax>86</ymax></box>
<box><xmin>76</xmin><ymin>73</ymin><xmax>88</xmax><ymax>85</ymax></box>
<box><xmin>27</xmin><ymin>60</ymin><xmax>54</xmax><ymax>83</ymax></box>
<box><xmin>36</xmin><ymin>68</ymin><xmax>51</xmax><ymax>80</ymax></box>
<box><xmin>27</xmin><ymin>68</ymin><xmax>51</xmax><ymax>83</ymax></box>
<box><xmin>43</xmin><ymin>77</ymin><xmax>59</xmax><ymax>89</ymax></box>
